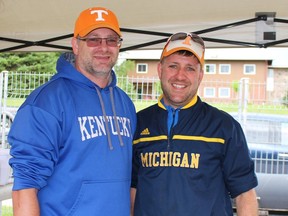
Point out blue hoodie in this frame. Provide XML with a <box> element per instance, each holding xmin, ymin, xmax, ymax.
<box><xmin>9</xmin><ymin>53</ymin><xmax>136</xmax><ymax>216</ymax></box>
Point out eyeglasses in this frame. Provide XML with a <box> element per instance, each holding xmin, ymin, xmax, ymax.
<box><xmin>168</xmin><ymin>32</ymin><xmax>205</xmax><ymax>48</ymax></box>
<box><xmin>77</xmin><ymin>37</ymin><xmax>123</xmax><ymax>47</ymax></box>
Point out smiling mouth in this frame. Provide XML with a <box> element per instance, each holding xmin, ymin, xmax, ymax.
<box><xmin>95</xmin><ymin>55</ymin><xmax>109</xmax><ymax>59</ymax></box>
<box><xmin>172</xmin><ymin>83</ymin><xmax>185</xmax><ymax>89</ymax></box>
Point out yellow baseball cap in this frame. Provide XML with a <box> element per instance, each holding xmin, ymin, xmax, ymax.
<box><xmin>160</xmin><ymin>32</ymin><xmax>205</xmax><ymax>66</ymax></box>
<box><xmin>74</xmin><ymin>7</ymin><xmax>121</xmax><ymax>37</ymax></box>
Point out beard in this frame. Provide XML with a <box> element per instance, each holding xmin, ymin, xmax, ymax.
<box><xmin>84</xmin><ymin>59</ymin><xmax>115</xmax><ymax>78</ymax></box>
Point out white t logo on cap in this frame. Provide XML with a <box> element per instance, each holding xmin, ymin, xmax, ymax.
<box><xmin>91</xmin><ymin>10</ymin><xmax>108</xmax><ymax>21</ymax></box>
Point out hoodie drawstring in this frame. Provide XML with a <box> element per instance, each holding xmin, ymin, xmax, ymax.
<box><xmin>95</xmin><ymin>87</ymin><xmax>124</xmax><ymax>150</ymax></box>
<box><xmin>109</xmin><ymin>87</ymin><xmax>124</xmax><ymax>147</ymax></box>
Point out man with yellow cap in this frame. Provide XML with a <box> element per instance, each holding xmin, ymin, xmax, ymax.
<box><xmin>131</xmin><ymin>32</ymin><xmax>258</xmax><ymax>216</ymax></box>
<box><xmin>9</xmin><ymin>7</ymin><xmax>136</xmax><ymax>216</ymax></box>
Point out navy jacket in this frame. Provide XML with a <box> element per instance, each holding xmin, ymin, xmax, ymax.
<box><xmin>132</xmin><ymin>95</ymin><xmax>257</xmax><ymax>216</ymax></box>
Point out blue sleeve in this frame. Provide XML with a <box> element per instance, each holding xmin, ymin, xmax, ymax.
<box><xmin>222</xmin><ymin>121</ymin><xmax>258</xmax><ymax>198</ymax></box>
<box><xmin>8</xmin><ymin>105</ymin><xmax>62</xmax><ymax>190</ymax></box>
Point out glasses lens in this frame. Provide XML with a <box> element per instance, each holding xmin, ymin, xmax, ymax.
<box><xmin>86</xmin><ymin>38</ymin><xmax>101</xmax><ymax>47</ymax></box>
<box><xmin>190</xmin><ymin>34</ymin><xmax>205</xmax><ymax>47</ymax></box>
<box><xmin>106</xmin><ymin>38</ymin><xmax>118</xmax><ymax>46</ymax></box>
<box><xmin>170</xmin><ymin>32</ymin><xmax>187</xmax><ymax>41</ymax></box>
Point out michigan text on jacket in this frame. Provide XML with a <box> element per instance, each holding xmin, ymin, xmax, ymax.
<box><xmin>140</xmin><ymin>152</ymin><xmax>200</xmax><ymax>169</ymax></box>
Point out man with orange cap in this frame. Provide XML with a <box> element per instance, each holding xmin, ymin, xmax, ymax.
<box><xmin>9</xmin><ymin>7</ymin><xmax>136</xmax><ymax>216</ymax></box>
<box><xmin>131</xmin><ymin>32</ymin><xmax>258</xmax><ymax>215</ymax></box>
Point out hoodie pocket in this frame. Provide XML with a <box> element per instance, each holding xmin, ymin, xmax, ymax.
<box><xmin>65</xmin><ymin>179</ymin><xmax>130</xmax><ymax>216</ymax></box>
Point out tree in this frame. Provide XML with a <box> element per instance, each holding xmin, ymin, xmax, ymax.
<box><xmin>0</xmin><ymin>52</ymin><xmax>61</xmax><ymax>73</ymax></box>
<box><xmin>0</xmin><ymin>52</ymin><xmax>61</xmax><ymax>98</ymax></box>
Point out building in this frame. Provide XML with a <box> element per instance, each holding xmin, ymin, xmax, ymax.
<box><xmin>120</xmin><ymin>48</ymin><xmax>288</xmax><ymax>105</ymax></box>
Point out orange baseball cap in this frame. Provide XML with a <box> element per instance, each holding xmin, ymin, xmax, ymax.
<box><xmin>74</xmin><ymin>7</ymin><xmax>121</xmax><ymax>37</ymax></box>
<box><xmin>160</xmin><ymin>32</ymin><xmax>205</xmax><ymax>66</ymax></box>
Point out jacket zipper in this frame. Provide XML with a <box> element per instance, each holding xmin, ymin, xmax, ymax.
<box><xmin>167</xmin><ymin>109</ymin><xmax>176</xmax><ymax>150</ymax></box>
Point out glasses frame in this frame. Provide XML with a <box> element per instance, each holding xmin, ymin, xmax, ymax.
<box><xmin>168</xmin><ymin>32</ymin><xmax>205</xmax><ymax>48</ymax></box>
<box><xmin>77</xmin><ymin>37</ymin><xmax>123</xmax><ymax>47</ymax></box>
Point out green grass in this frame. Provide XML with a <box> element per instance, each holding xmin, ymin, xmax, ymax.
<box><xmin>214</xmin><ymin>103</ymin><xmax>288</xmax><ymax>115</ymax></box>
<box><xmin>3</xmin><ymin>98</ymin><xmax>288</xmax><ymax>115</ymax></box>
<box><xmin>1</xmin><ymin>205</ymin><xmax>13</xmax><ymax>216</ymax></box>
<box><xmin>134</xmin><ymin>100</ymin><xmax>288</xmax><ymax>115</ymax></box>
<box><xmin>4</xmin><ymin>98</ymin><xmax>25</xmax><ymax>107</ymax></box>
<box><xmin>133</xmin><ymin>101</ymin><xmax>157</xmax><ymax>112</ymax></box>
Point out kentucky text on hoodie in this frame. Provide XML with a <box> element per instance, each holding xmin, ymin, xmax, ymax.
<box><xmin>78</xmin><ymin>115</ymin><xmax>131</xmax><ymax>141</ymax></box>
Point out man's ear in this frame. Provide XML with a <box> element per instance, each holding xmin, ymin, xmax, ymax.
<box><xmin>71</xmin><ymin>37</ymin><xmax>79</xmax><ymax>55</ymax></box>
<box><xmin>198</xmin><ymin>67</ymin><xmax>204</xmax><ymax>84</ymax></box>
<box><xmin>157</xmin><ymin>62</ymin><xmax>162</xmax><ymax>79</ymax></box>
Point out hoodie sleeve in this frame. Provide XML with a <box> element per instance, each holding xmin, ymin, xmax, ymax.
<box><xmin>9</xmin><ymin>104</ymin><xmax>62</xmax><ymax>190</ymax></box>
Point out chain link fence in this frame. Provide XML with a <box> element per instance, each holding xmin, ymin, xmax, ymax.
<box><xmin>1</xmin><ymin>71</ymin><xmax>288</xmax><ymax>215</ymax></box>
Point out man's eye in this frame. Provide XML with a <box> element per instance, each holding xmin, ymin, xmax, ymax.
<box><xmin>187</xmin><ymin>67</ymin><xmax>195</xmax><ymax>71</ymax></box>
<box><xmin>88</xmin><ymin>38</ymin><xmax>101</xmax><ymax>42</ymax></box>
<box><xmin>107</xmin><ymin>38</ymin><xmax>117</xmax><ymax>43</ymax></box>
<box><xmin>168</xmin><ymin>65</ymin><xmax>177</xmax><ymax>69</ymax></box>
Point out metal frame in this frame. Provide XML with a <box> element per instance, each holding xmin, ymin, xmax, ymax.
<box><xmin>0</xmin><ymin>15</ymin><xmax>288</xmax><ymax>52</ymax></box>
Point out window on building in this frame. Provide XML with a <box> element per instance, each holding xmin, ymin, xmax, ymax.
<box><xmin>204</xmin><ymin>64</ymin><xmax>216</xmax><ymax>74</ymax></box>
<box><xmin>243</xmin><ymin>64</ymin><xmax>256</xmax><ymax>75</ymax></box>
<box><xmin>137</xmin><ymin>63</ymin><xmax>148</xmax><ymax>73</ymax></box>
<box><xmin>204</xmin><ymin>87</ymin><xmax>215</xmax><ymax>98</ymax></box>
<box><xmin>219</xmin><ymin>64</ymin><xmax>231</xmax><ymax>74</ymax></box>
<box><xmin>218</xmin><ymin>87</ymin><xmax>230</xmax><ymax>98</ymax></box>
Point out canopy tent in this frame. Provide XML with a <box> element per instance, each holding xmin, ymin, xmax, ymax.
<box><xmin>0</xmin><ymin>0</ymin><xmax>287</xmax><ymax>52</ymax></box>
